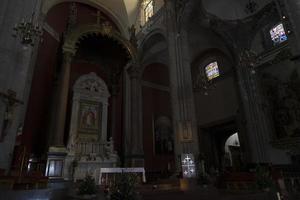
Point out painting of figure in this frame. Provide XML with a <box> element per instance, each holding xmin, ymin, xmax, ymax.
<box><xmin>79</xmin><ymin>101</ymin><xmax>102</xmax><ymax>134</ymax></box>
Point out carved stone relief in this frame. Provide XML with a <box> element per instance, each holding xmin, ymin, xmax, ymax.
<box><xmin>260</xmin><ymin>70</ymin><xmax>300</xmax><ymax>153</ymax></box>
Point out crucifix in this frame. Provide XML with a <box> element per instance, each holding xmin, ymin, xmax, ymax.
<box><xmin>92</xmin><ymin>10</ymin><xmax>105</xmax><ymax>25</ymax></box>
<box><xmin>0</xmin><ymin>89</ymin><xmax>23</xmax><ymax>142</ymax></box>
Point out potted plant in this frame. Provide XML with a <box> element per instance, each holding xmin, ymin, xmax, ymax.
<box><xmin>109</xmin><ymin>173</ymin><xmax>140</xmax><ymax>200</ymax></box>
<box><xmin>255</xmin><ymin>165</ymin><xmax>275</xmax><ymax>192</ymax></box>
<box><xmin>76</xmin><ymin>175</ymin><xmax>97</xmax><ymax>199</ymax></box>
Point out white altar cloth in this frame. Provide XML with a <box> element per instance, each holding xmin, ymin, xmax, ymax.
<box><xmin>99</xmin><ymin>168</ymin><xmax>146</xmax><ymax>185</ymax></box>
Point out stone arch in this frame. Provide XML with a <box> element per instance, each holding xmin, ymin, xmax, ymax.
<box><xmin>139</xmin><ymin>32</ymin><xmax>169</xmax><ymax>70</ymax></box>
<box><xmin>139</xmin><ymin>29</ymin><xmax>167</xmax><ymax>51</ymax></box>
<box><xmin>42</xmin><ymin>0</ymin><xmax>128</xmax><ymax>36</ymax></box>
<box><xmin>63</xmin><ymin>24</ymin><xmax>137</xmax><ymax>61</ymax></box>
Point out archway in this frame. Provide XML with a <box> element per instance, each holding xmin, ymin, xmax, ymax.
<box><xmin>21</xmin><ymin>2</ymin><xmax>132</xmax><ymax>177</ymax></box>
<box><xmin>224</xmin><ymin>132</ymin><xmax>241</xmax><ymax>168</ymax></box>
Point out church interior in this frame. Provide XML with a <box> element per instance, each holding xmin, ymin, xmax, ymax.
<box><xmin>0</xmin><ymin>0</ymin><xmax>299</xmax><ymax>199</ymax></box>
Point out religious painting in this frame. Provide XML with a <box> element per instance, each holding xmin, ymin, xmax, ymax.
<box><xmin>78</xmin><ymin>100</ymin><xmax>102</xmax><ymax>135</ymax></box>
<box><xmin>154</xmin><ymin>116</ymin><xmax>174</xmax><ymax>155</ymax></box>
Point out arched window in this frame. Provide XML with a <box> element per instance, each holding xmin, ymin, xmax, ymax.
<box><xmin>205</xmin><ymin>61</ymin><xmax>220</xmax><ymax>80</ymax></box>
<box><xmin>270</xmin><ymin>23</ymin><xmax>288</xmax><ymax>46</ymax></box>
<box><xmin>142</xmin><ymin>0</ymin><xmax>154</xmax><ymax>25</ymax></box>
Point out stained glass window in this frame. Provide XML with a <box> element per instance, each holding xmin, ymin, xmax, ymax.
<box><xmin>270</xmin><ymin>23</ymin><xmax>288</xmax><ymax>45</ymax></box>
<box><xmin>144</xmin><ymin>0</ymin><xmax>154</xmax><ymax>23</ymax></box>
<box><xmin>205</xmin><ymin>61</ymin><xmax>220</xmax><ymax>81</ymax></box>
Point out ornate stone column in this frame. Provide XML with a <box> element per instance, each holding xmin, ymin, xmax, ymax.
<box><xmin>126</xmin><ymin>63</ymin><xmax>144</xmax><ymax>167</ymax></box>
<box><xmin>46</xmin><ymin>50</ymin><xmax>74</xmax><ymax>179</ymax></box>
<box><xmin>234</xmin><ymin>49</ymin><xmax>290</xmax><ymax>164</ymax></box>
<box><xmin>165</xmin><ymin>1</ymin><xmax>199</xmax><ymax>171</ymax></box>
<box><xmin>51</xmin><ymin>51</ymin><xmax>74</xmax><ymax>148</ymax></box>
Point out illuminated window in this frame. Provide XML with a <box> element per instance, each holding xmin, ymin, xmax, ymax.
<box><xmin>144</xmin><ymin>0</ymin><xmax>154</xmax><ymax>23</ymax></box>
<box><xmin>205</xmin><ymin>61</ymin><xmax>220</xmax><ymax>80</ymax></box>
<box><xmin>270</xmin><ymin>23</ymin><xmax>288</xmax><ymax>45</ymax></box>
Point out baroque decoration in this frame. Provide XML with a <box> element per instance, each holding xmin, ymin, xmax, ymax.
<box><xmin>261</xmin><ymin>70</ymin><xmax>300</xmax><ymax>153</ymax></box>
<box><xmin>12</xmin><ymin>12</ymin><xmax>43</xmax><ymax>46</ymax></box>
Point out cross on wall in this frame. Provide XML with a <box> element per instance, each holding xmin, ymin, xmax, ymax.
<box><xmin>181</xmin><ymin>154</ymin><xmax>196</xmax><ymax>178</ymax></box>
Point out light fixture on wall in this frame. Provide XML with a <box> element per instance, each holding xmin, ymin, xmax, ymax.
<box><xmin>245</xmin><ymin>0</ymin><xmax>258</xmax><ymax>14</ymax></box>
<box><xmin>12</xmin><ymin>12</ymin><xmax>43</xmax><ymax>46</ymax></box>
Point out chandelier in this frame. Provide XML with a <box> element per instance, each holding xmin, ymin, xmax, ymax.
<box><xmin>12</xmin><ymin>12</ymin><xmax>43</xmax><ymax>46</ymax></box>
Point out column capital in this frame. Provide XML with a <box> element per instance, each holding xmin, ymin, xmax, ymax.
<box><xmin>127</xmin><ymin>64</ymin><xmax>141</xmax><ymax>80</ymax></box>
<box><xmin>63</xmin><ymin>51</ymin><xmax>75</xmax><ymax>63</ymax></box>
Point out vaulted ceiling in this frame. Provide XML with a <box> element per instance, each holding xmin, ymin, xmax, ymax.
<box><xmin>42</xmin><ymin>0</ymin><xmax>273</xmax><ymax>36</ymax></box>
<box><xmin>42</xmin><ymin>0</ymin><xmax>140</xmax><ymax>35</ymax></box>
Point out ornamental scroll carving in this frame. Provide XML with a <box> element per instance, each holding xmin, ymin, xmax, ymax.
<box><xmin>260</xmin><ymin>70</ymin><xmax>300</xmax><ymax>152</ymax></box>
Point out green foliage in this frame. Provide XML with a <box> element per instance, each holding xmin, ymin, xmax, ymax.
<box><xmin>255</xmin><ymin>165</ymin><xmax>275</xmax><ymax>190</ymax></box>
<box><xmin>78</xmin><ymin>175</ymin><xmax>97</xmax><ymax>195</ymax></box>
<box><xmin>110</xmin><ymin>173</ymin><xmax>140</xmax><ymax>200</ymax></box>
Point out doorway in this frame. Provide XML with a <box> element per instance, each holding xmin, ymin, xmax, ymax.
<box><xmin>200</xmin><ymin>121</ymin><xmax>243</xmax><ymax>172</ymax></box>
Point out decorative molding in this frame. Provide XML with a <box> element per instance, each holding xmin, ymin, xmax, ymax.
<box><xmin>73</xmin><ymin>72</ymin><xmax>110</xmax><ymax>99</ymax></box>
<box><xmin>43</xmin><ymin>23</ymin><xmax>60</xmax><ymax>42</ymax></box>
<box><xmin>142</xmin><ymin>81</ymin><xmax>170</xmax><ymax>92</ymax></box>
<box><xmin>63</xmin><ymin>24</ymin><xmax>137</xmax><ymax>61</ymax></box>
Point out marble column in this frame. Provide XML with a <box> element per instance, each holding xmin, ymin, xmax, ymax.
<box><xmin>126</xmin><ymin>64</ymin><xmax>144</xmax><ymax>167</ymax></box>
<box><xmin>46</xmin><ymin>51</ymin><xmax>74</xmax><ymax>178</ymax></box>
<box><xmin>51</xmin><ymin>51</ymin><xmax>74</xmax><ymax>149</ymax></box>
<box><xmin>165</xmin><ymin>1</ymin><xmax>199</xmax><ymax>170</ymax></box>
<box><xmin>234</xmin><ymin>49</ymin><xmax>290</xmax><ymax>164</ymax></box>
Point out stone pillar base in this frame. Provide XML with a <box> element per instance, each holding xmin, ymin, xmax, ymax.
<box><xmin>46</xmin><ymin>146</ymin><xmax>67</xmax><ymax>180</ymax></box>
<box><xmin>180</xmin><ymin>178</ymin><xmax>197</xmax><ymax>191</ymax></box>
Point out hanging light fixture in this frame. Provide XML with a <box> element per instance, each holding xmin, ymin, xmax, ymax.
<box><xmin>12</xmin><ymin>1</ymin><xmax>43</xmax><ymax>46</ymax></box>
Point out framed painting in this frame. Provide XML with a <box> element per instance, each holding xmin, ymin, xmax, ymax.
<box><xmin>78</xmin><ymin>100</ymin><xmax>102</xmax><ymax>136</ymax></box>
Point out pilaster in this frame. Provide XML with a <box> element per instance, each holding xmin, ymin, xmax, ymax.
<box><xmin>165</xmin><ymin>1</ymin><xmax>199</xmax><ymax>170</ymax></box>
<box><xmin>125</xmin><ymin>63</ymin><xmax>144</xmax><ymax>167</ymax></box>
<box><xmin>51</xmin><ymin>51</ymin><xmax>74</xmax><ymax>147</ymax></box>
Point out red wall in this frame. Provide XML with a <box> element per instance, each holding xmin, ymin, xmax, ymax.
<box><xmin>22</xmin><ymin>2</ymin><xmax>122</xmax><ymax>158</ymax></box>
<box><xmin>142</xmin><ymin>64</ymin><xmax>175</xmax><ymax>172</ymax></box>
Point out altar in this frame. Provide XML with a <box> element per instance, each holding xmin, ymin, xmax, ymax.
<box><xmin>63</xmin><ymin>73</ymin><xmax>118</xmax><ymax>182</ymax></box>
<box><xmin>99</xmin><ymin>168</ymin><xmax>146</xmax><ymax>186</ymax></box>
